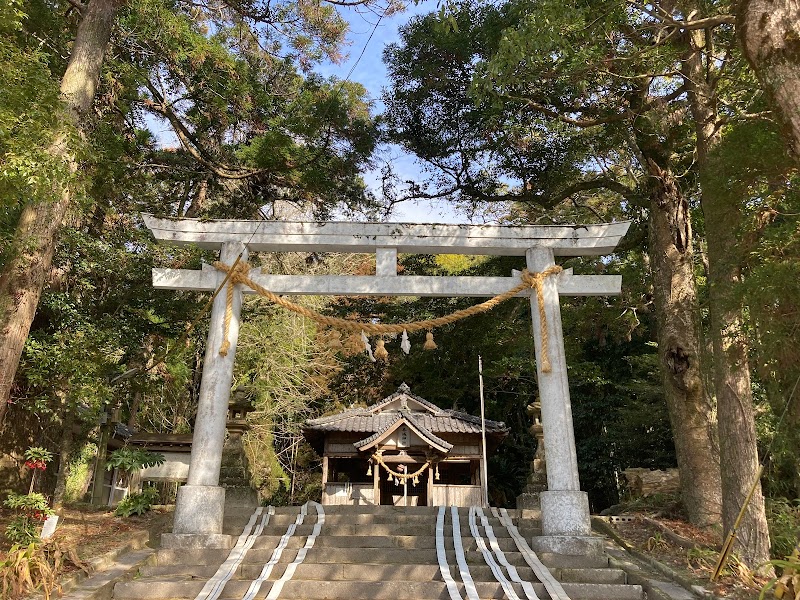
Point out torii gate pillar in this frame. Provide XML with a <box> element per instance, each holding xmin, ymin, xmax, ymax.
<box><xmin>167</xmin><ymin>242</ymin><xmax>247</xmax><ymax>548</ymax></box>
<box><xmin>527</xmin><ymin>247</ymin><xmax>599</xmax><ymax>556</ymax></box>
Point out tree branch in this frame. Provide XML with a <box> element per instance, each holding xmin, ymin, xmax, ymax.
<box><xmin>64</xmin><ymin>0</ymin><xmax>85</xmax><ymax>13</ymax></box>
<box><xmin>626</xmin><ymin>0</ymin><xmax>735</xmax><ymax>30</ymax></box>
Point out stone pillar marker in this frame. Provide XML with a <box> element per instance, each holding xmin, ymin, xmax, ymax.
<box><xmin>516</xmin><ymin>402</ymin><xmax>547</xmax><ymax>512</ymax></box>
<box><xmin>526</xmin><ymin>246</ymin><xmax>599</xmax><ymax>556</ymax></box>
<box><xmin>167</xmin><ymin>241</ymin><xmax>248</xmax><ymax>547</ymax></box>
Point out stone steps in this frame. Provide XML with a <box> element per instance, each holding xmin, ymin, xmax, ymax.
<box><xmin>222</xmin><ymin>523</ymin><xmax>543</xmax><ymax>539</ymax></box>
<box><xmin>114</xmin><ymin>578</ymin><xmax>643</xmax><ymax>599</ymax></box>
<box><xmin>211</xmin><ymin>533</ymin><xmax>527</xmax><ymax>551</ymax></box>
<box><xmin>139</xmin><ymin>561</ymin><xmax>627</xmax><ymax>584</ymax></box>
<box><xmin>155</xmin><ymin>546</ymin><xmax>538</xmax><ymax>566</ymax></box>
<box><xmin>113</xmin><ymin>504</ymin><xmax>644</xmax><ymax>600</ymax></box>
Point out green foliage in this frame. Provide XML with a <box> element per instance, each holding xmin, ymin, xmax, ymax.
<box><xmin>23</xmin><ymin>447</ymin><xmax>52</xmax><ymax>464</ymax></box>
<box><xmin>3</xmin><ymin>492</ymin><xmax>53</xmax><ymax>544</ymax></box>
<box><xmin>114</xmin><ymin>486</ymin><xmax>159</xmax><ymax>517</ymax></box>
<box><xmin>0</xmin><ymin>0</ymin><xmax>71</xmax><ymax>259</ymax></box>
<box><xmin>759</xmin><ymin>547</ymin><xmax>800</xmax><ymax>600</ymax></box>
<box><xmin>234</xmin><ymin>252</ymin><xmax>348</xmax><ymax>501</ymax></box>
<box><xmin>64</xmin><ymin>443</ymin><xmax>97</xmax><ymax>503</ymax></box>
<box><xmin>4</xmin><ymin>516</ymin><xmax>41</xmax><ymax>545</ymax></box>
<box><xmin>767</xmin><ymin>498</ymin><xmax>800</xmax><ymax>560</ymax></box>
<box><xmin>4</xmin><ymin>492</ymin><xmax>52</xmax><ymax>512</ymax></box>
<box><xmin>106</xmin><ymin>448</ymin><xmax>165</xmax><ymax>474</ymax></box>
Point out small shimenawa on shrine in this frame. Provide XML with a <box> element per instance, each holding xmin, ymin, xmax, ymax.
<box><xmin>302</xmin><ymin>383</ymin><xmax>508</xmax><ymax>507</ymax></box>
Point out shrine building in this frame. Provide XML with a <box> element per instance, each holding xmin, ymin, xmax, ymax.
<box><xmin>302</xmin><ymin>383</ymin><xmax>508</xmax><ymax>507</ymax></box>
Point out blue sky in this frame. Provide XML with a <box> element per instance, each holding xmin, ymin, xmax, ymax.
<box><xmin>317</xmin><ymin>2</ymin><xmax>465</xmax><ymax>224</ymax></box>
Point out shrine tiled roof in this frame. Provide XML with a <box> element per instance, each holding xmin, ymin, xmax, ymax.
<box><xmin>303</xmin><ymin>383</ymin><xmax>508</xmax><ymax>454</ymax></box>
<box><xmin>306</xmin><ymin>411</ymin><xmax>504</xmax><ymax>434</ymax></box>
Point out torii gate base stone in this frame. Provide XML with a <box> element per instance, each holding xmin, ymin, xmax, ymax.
<box><xmin>146</xmin><ymin>216</ymin><xmax>631</xmax><ymax>555</ymax></box>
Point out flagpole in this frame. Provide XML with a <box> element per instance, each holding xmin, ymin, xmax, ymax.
<box><xmin>479</xmin><ymin>355</ymin><xmax>489</xmax><ymax>508</ymax></box>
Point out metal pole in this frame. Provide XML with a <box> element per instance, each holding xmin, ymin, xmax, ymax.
<box><xmin>479</xmin><ymin>356</ymin><xmax>489</xmax><ymax>508</ymax></box>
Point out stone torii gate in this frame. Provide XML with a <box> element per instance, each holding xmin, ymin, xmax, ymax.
<box><xmin>144</xmin><ymin>215</ymin><xmax>630</xmax><ymax>554</ymax></box>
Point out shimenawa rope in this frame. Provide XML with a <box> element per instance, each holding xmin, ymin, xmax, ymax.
<box><xmin>372</xmin><ymin>452</ymin><xmax>432</xmax><ymax>483</ymax></box>
<box><xmin>213</xmin><ymin>261</ymin><xmax>562</xmax><ymax>372</ymax></box>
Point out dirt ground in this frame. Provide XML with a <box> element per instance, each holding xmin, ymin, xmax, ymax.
<box><xmin>0</xmin><ymin>505</ymin><xmax>173</xmax><ymax>565</ymax></box>
<box><xmin>607</xmin><ymin>514</ymin><xmax>769</xmax><ymax>599</ymax></box>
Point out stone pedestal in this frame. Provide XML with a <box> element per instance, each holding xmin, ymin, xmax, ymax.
<box><xmin>172</xmin><ymin>484</ymin><xmax>226</xmax><ymax>534</ymax></box>
<box><xmin>540</xmin><ymin>490</ymin><xmax>591</xmax><ymax>535</ymax></box>
<box><xmin>529</xmin><ymin>490</ymin><xmax>603</xmax><ymax>557</ymax></box>
<box><xmin>530</xmin><ymin>534</ymin><xmax>604</xmax><ymax>557</ymax></box>
<box><xmin>161</xmin><ymin>531</ymin><xmax>233</xmax><ymax>549</ymax></box>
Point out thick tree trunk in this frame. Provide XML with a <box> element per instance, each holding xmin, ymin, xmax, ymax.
<box><xmin>682</xmin><ymin>26</ymin><xmax>773</xmax><ymax>572</ymax></box>
<box><xmin>738</xmin><ymin>0</ymin><xmax>800</xmax><ymax>158</ymax></box>
<box><xmin>647</xmin><ymin>159</ymin><xmax>722</xmax><ymax>527</ymax></box>
<box><xmin>0</xmin><ymin>0</ymin><xmax>123</xmax><ymax>424</ymax></box>
<box><xmin>703</xmin><ymin>188</ymin><xmax>772</xmax><ymax>573</ymax></box>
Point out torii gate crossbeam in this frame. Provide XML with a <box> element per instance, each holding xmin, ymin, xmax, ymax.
<box><xmin>144</xmin><ymin>215</ymin><xmax>631</xmax><ymax>556</ymax></box>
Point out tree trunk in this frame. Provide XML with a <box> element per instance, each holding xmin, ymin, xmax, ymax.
<box><xmin>682</xmin><ymin>24</ymin><xmax>773</xmax><ymax>572</ymax></box>
<box><xmin>738</xmin><ymin>0</ymin><xmax>800</xmax><ymax>158</ymax></box>
<box><xmin>646</xmin><ymin>158</ymin><xmax>723</xmax><ymax>527</ymax></box>
<box><xmin>0</xmin><ymin>0</ymin><xmax>123</xmax><ymax>424</ymax></box>
<box><xmin>704</xmin><ymin>188</ymin><xmax>772</xmax><ymax>573</ymax></box>
<box><xmin>52</xmin><ymin>407</ymin><xmax>76</xmax><ymax>511</ymax></box>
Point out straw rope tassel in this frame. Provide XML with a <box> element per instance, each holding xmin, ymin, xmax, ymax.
<box><xmin>218</xmin><ymin>262</ymin><xmax>250</xmax><ymax>356</ymax></box>
<box><xmin>374</xmin><ymin>339</ymin><xmax>388</xmax><ymax>361</ymax></box>
<box><xmin>214</xmin><ymin>261</ymin><xmax>562</xmax><ymax>369</ymax></box>
<box><xmin>526</xmin><ymin>269</ymin><xmax>555</xmax><ymax>373</ymax></box>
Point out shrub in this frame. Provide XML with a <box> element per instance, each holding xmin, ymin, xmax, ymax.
<box><xmin>23</xmin><ymin>447</ymin><xmax>53</xmax><ymax>471</ymax></box>
<box><xmin>114</xmin><ymin>486</ymin><xmax>160</xmax><ymax>517</ymax></box>
<box><xmin>767</xmin><ymin>497</ymin><xmax>800</xmax><ymax>560</ymax></box>
<box><xmin>3</xmin><ymin>492</ymin><xmax>54</xmax><ymax>544</ymax></box>
<box><xmin>759</xmin><ymin>546</ymin><xmax>800</xmax><ymax>600</ymax></box>
<box><xmin>106</xmin><ymin>448</ymin><xmax>165</xmax><ymax>473</ymax></box>
<box><xmin>0</xmin><ymin>541</ymin><xmax>88</xmax><ymax>600</ymax></box>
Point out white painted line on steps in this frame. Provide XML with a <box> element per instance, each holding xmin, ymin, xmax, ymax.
<box><xmin>451</xmin><ymin>506</ymin><xmax>480</xmax><ymax>600</ymax></box>
<box><xmin>495</xmin><ymin>507</ymin><xmax>572</xmax><ymax>600</ymax></box>
<box><xmin>264</xmin><ymin>501</ymin><xmax>324</xmax><ymax>600</ymax></box>
<box><xmin>436</xmin><ymin>505</ymin><xmax>463</xmax><ymax>600</ymax></box>
<box><xmin>468</xmin><ymin>507</ymin><xmax>522</xmax><ymax>600</ymax></box>
<box><xmin>195</xmin><ymin>506</ymin><xmax>274</xmax><ymax>600</ymax></box>
<box><xmin>475</xmin><ymin>507</ymin><xmax>540</xmax><ymax>600</ymax></box>
<box><xmin>240</xmin><ymin>502</ymin><xmax>311</xmax><ymax>600</ymax></box>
